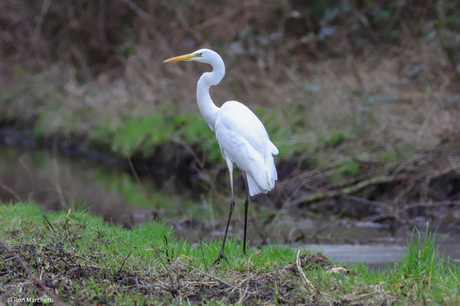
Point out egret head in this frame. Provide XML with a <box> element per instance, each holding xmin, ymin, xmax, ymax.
<box><xmin>163</xmin><ymin>48</ymin><xmax>222</xmax><ymax>66</ymax></box>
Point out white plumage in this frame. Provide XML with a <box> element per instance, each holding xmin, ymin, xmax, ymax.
<box><xmin>164</xmin><ymin>48</ymin><xmax>278</xmax><ymax>263</ymax></box>
<box><xmin>215</xmin><ymin>100</ymin><xmax>278</xmax><ymax>195</ymax></box>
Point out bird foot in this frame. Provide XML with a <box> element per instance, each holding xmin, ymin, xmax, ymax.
<box><xmin>212</xmin><ymin>251</ymin><xmax>228</xmax><ymax>265</ymax></box>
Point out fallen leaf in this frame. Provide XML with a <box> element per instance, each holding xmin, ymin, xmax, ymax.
<box><xmin>328</xmin><ymin>267</ymin><xmax>349</xmax><ymax>274</ymax></box>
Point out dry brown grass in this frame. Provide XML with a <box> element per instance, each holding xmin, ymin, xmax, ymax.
<box><xmin>4</xmin><ymin>39</ymin><xmax>458</xmax><ymax>147</ymax></box>
<box><xmin>1</xmin><ymin>0</ymin><xmax>458</xmax><ymax>147</ymax></box>
<box><xmin>1</xmin><ymin>1</ymin><xmax>459</xmax><ymax>226</ymax></box>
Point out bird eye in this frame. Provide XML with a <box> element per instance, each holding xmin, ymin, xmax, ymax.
<box><xmin>196</xmin><ymin>52</ymin><xmax>203</xmax><ymax>56</ymax></box>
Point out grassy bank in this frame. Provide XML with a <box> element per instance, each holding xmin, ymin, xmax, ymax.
<box><xmin>1</xmin><ymin>201</ymin><xmax>459</xmax><ymax>305</ymax></box>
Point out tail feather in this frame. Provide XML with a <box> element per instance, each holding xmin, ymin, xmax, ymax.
<box><xmin>269</xmin><ymin>140</ymin><xmax>279</xmax><ymax>155</ymax></box>
<box><xmin>267</xmin><ymin>153</ymin><xmax>277</xmax><ymax>186</ymax></box>
<box><xmin>247</xmin><ymin>151</ymin><xmax>278</xmax><ymax>196</ymax></box>
<box><xmin>247</xmin><ymin>174</ymin><xmax>265</xmax><ymax>196</ymax></box>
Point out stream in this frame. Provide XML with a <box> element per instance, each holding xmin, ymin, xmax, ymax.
<box><xmin>1</xmin><ymin>144</ymin><xmax>459</xmax><ymax>270</ymax></box>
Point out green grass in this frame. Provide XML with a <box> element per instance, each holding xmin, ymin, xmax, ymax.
<box><xmin>390</xmin><ymin>228</ymin><xmax>460</xmax><ymax>305</ymax></box>
<box><xmin>1</xmin><ymin>201</ymin><xmax>459</xmax><ymax>305</ymax></box>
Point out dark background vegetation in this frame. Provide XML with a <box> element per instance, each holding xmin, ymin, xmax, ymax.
<box><xmin>1</xmin><ymin>0</ymin><xmax>460</xmax><ymax>226</ymax></box>
<box><xmin>1</xmin><ymin>0</ymin><xmax>459</xmax><ymax>77</ymax></box>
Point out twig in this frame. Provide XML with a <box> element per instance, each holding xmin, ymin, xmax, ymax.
<box><xmin>416</xmin><ymin>104</ymin><xmax>436</xmax><ymax>145</ymax></box>
<box><xmin>0</xmin><ymin>240</ymin><xmax>65</xmax><ymax>306</ymax></box>
<box><xmin>362</xmin><ymin>200</ymin><xmax>460</xmax><ymax>223</ymax></box>
<box><xmin>296</xmin><ymin>250</ymin><xmax>315</xmax><ymax>294</ymax></box>
<box><xmin>134</xmin><ymin>284</ymin><xmax>168</xmax><ymax>290</ymax></box>
<box><xmin>192</xmin><ymin>5</ymin><xmax>246</xmax><ymax>31</ymax></box>
<box><xmin>171</xmin><ymin>137</ymin><xmax>204</xmax><ymax>169</ymax></box>
<box><xmin>435</xmin><ymin>0</ymin><xmax>460</xmax><ymax>81</ymax></box>
<box><xmin>126</xmin><ymin>156</ymin><xmax>149</xmax><ymax>200</ymax></box>
<box><xmin>19</xmin><ymin>155</ymin><xmax>35</xmax><ymax>190</ymax></box>
<box><xmin>155</xmin><ymin>253</ymin><xmax>257</xmax><ymax>295</ymax></box>
<box><xmin>347</xmin><ymin>54</ymin><xmax>364</xmax><ymax>94</ymax></box>
<box><xmin>0</xmin><ymin>181</ymin><xmax>22</xmax><ymax>202</ymax></box>
<box><xmin>402</xmin><ymin>200</ymin><xmax>460</xmax><ymax>211</ymax></box>
<box><xmin>286</xmin><ymin>174</ymin><xmax>404</xmax><ymax>208</ymax></box>
<box><xmin>153</xmin><ymin>250</ymin><xmax>179</xmax><ymax>297</ymax></box>
<box><xmin>340</xmin><ymin>194</ymin><xmax>389</xmax><ymax>210</ymax></box>
<box><xmin>117</xmin><ymin>250</ymin><xmax>133</xmax><ymax>276</ymax></box>
<box><xmin>42</xmin><ymin>214</ymin><xmax>57</xmax><ymax>232</ymax></box>
<box><xmin>119</xmin><ymin>0</ymin><xmax>150</xmax><ymax>20</ymax></box>
<box><xmin>0</xmin><ymin>287</ymin><xmax>14</xmax><ymax>303</ymax></box>
<box><xmin>353</xmin><ymin>8</ymin><xmax>379</xmax><ymax>43</ymax></box>
<box><xmin>31</xmin><ymin>0</ymin><xmax>52</xmax><ymax>50</ymax></box>
<box><xmin>52</xmin><ymin>142</ymin><xmax>67</xmax><ymax>208</ymax></box>
<box><xmin>234</xmin><ymin>277</ymin><xmax>251</xmax><ymax>304</ymax></box>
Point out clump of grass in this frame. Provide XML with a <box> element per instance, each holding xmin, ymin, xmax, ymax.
<box><xmin>398</xmin><ymin>226</ymin><xmax>441</xmax><ymax>282</ymax></box>
<box><xmin>390</xmin><ymin>226</ymin><xmax>460</xmax><ymax>304</ymax></box>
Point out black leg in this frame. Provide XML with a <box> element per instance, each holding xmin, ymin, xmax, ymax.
<box><xmin>213</xmin><ymin>160</ymin><xmax>235</xmax><ymax>265</ymax></box>
<box><xmin>212</xmin><ymin>197</ymin><xmax>235</xmax><ymax>264</ymax></box>
<box><xmin>242</xmin><ymin>173</ymin><xmax>250</xmax><ymax>255</ymax></box>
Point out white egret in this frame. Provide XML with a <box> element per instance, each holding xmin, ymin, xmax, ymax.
<box><xmin>164</xmin><ymin>49</ymin><xmax>279</xmax><ymax>263</ymax></box>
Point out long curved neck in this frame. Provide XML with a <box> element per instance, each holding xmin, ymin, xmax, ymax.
<box><xmin>196</xmin><ymin>62</ymin><xmax>225</xmax><ymax>131</ymax></box>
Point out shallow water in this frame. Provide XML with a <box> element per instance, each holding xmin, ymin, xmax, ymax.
<box><xmin>1</xmin><ymin>145</ymin><xmax>459</xmax><ymax>269</ymax></box>
<box><xmin>0</xmin><ymin>145</ymin><xmax>131</xmax><ymax>221</ymax></box>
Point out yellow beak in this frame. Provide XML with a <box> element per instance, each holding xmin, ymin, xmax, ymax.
<box><xmin>163</xmin><ymin>53</ymin><xmax>194</xmax><ymax>63</ymax></box>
